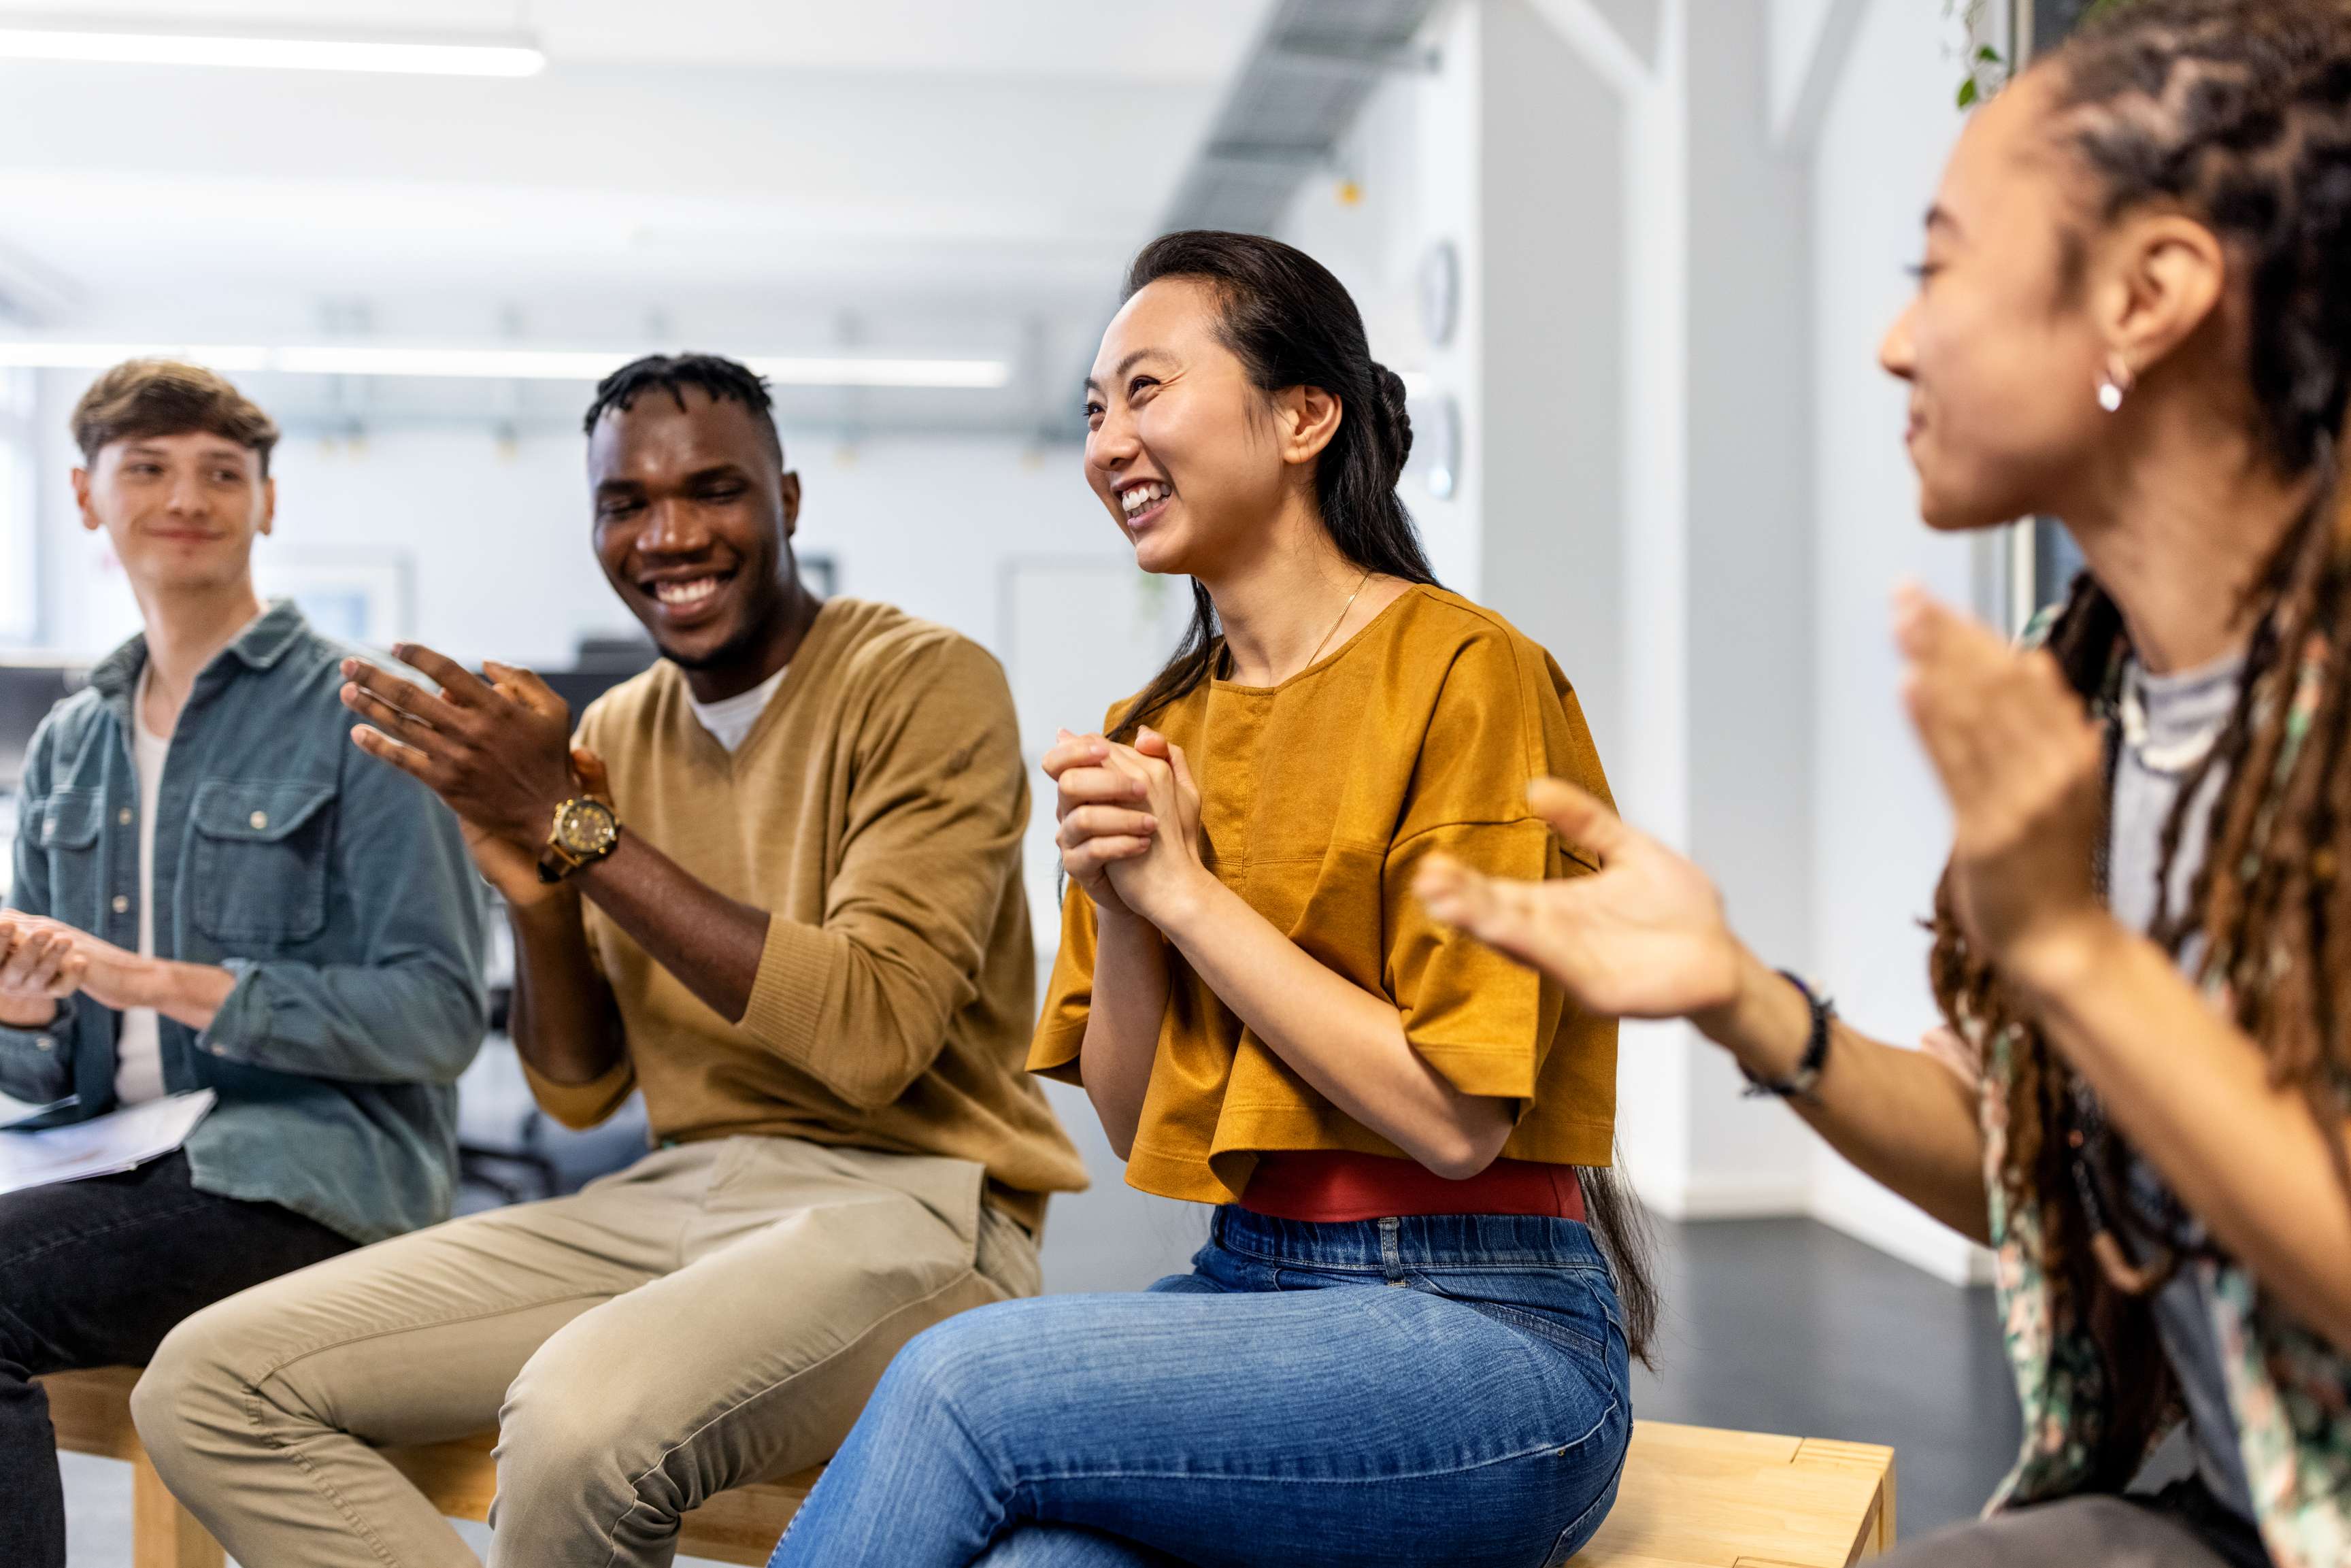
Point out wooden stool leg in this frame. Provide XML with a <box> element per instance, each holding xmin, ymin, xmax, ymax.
<box><xmin>1875</xmin><ymin>1456</ymin><xmax>1899</xmax><ymax>1556</ymax></box>
<box><xmin>131</xmin><ymin>1448</ymin><xmax>224</xmax><ymax>1568</ymax></box>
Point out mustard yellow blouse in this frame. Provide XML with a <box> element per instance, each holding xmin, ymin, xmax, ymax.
<box><xmin>1030</xmin><ymin>584</ymin><xmax>1620</xmax><ymax>1205</ymax></box>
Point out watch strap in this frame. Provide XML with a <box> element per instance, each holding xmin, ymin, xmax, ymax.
<box><xmin>1739</xmin><ymin>971</ymin><xmax>1835</xmax><ymax>1101</ymax></box>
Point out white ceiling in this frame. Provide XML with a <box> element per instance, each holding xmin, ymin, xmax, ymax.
<box><xmin>0</xmin><ymin>0</ymin><xmax>1278</xmax><ymax>431</ymax></box>
<box><xmin>21</xmin><ymin>0</ymin><xmax>1271</xmax><ymax>78</ymax></box>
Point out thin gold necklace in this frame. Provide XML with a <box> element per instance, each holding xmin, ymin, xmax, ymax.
<box><xmin>1301</xmin><ymin>568</ymin><xmax>1374</xmax><ymax>673</ymax></box>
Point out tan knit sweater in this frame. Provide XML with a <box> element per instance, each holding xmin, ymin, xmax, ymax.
<box><xmin>527</xmin><ymin>597</ymin><xmax>1087</xmax><ymax>1227</ymax></box>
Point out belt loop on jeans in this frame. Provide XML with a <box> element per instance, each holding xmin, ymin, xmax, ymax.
<box><xmin>1378</xmin><ymin>1215</ymin><xmax>1405</xmax><ymax>1283</ymax></box>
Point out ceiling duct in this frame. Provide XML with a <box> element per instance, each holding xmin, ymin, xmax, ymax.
<box><xmin>1159</xmin><ymin>0</ymin><xmax>1445</xmax><ymax>237</ymax></box>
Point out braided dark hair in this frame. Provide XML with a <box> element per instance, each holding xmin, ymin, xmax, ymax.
<box><xmin>1927</xmin><ymin>0</ymin><xmax>2351</xmax><ymax>1482</ymax></box>
<box><xmin>1107</xmin><ymin>231</ymin><xmax>1437</xmax><ymax>744</ymax></box>
<box><xmin>2058</xmin><ymin>1</ymin><xmax>2351</xmax><ymax>472</ymax></box>
<box><xmin>584</xmin><ymin>352</ymin><xmax>784</xmax><ymax>462</ymax></box>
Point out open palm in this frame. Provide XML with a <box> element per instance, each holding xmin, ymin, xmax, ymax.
<box><xmin>1415</xmin><ymin>778</ymin><xmax>1744</xmax><ymax>1022</ymax></box>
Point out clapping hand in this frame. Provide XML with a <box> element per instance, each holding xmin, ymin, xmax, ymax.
<box><xmin>1895</xmin><ymin>583</ymin><xmax>2110</xmax><ymax>975</ymax></box>
<box><xmin>0</xmin><ymin>914</ymin><xmax>172</xmax><ymax>1017</ymax></box>
<box><xmin>340</xmin><ymin>647</ymin><xmax>597</xmax><ymax>905</ymax></box>
<box><xmin>0</xmin><ymin>914</ymin><xmax>89</xmax><ymax>1026</ymax></box>
<box><xmin>1414</xmin><ymin>778</ymin><xmax>1746</xmax><ymax>1024</ymax></box>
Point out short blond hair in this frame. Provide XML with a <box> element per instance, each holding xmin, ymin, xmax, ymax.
<box><xmin>71</xmin><ymin>360</ymin><xmax>280</xmax><ymax>476</ymax></box>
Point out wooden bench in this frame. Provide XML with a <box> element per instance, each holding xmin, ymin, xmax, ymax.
<box><xmin>44</xmin><ymin>1365</ymin><xmax>1895</xmax><ymax>1567</ymax></box>
<box><xmin>41</xmin><ymin>1367</ymin><xmax>821</xmax><ymax>1567</ymax></box>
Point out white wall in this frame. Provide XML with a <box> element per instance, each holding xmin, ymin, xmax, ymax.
<box><xmin>1799</xmin><ymin>0</ymin><xmax>1986</xmax><ymax>1282</ymax></box>
<box><xmin>1278</xmin><ymin>0</ymin><xmax>1486</xmax><ymax>599</ymax></box>
<box><xmin>28</xmin><ymin>385</ymin><xmax>1177</xmax><ymax>945</ymax></box>
<box><xmin>1301</xmin><ymin>0</ymin><xmax>1994</xmax><ymax>1284</ymax></box>
<box><xmin>33</xmin><ymin>398</ymin><xmax>1115</xmax><ymax>668</ymax></box>
<box><xmin>1771</xmin><ymin>0</ymin><xmax>1839</xmax><ymax>121</ymax></box>
<box><xmin>1681</xmin><ymin>0</ymin><xmax>1822</xmax><ymax>1217</ymax></box>
<box><xmin>0</xmin><ymin>371</ymin><xmax>33</xmax><ymax>644</ymax></box>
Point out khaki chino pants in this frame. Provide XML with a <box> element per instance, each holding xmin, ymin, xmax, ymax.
<box><xmin>131</xmin><ymin>1135</ymin><xmax>1039</xmax><ymax>1568</ymax></box>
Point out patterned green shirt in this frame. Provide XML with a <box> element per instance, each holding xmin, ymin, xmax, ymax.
<box><xmin>1978</xmin><ymin>608</ymin><xmax>2351</xmax><ymax>1568</ymax></box>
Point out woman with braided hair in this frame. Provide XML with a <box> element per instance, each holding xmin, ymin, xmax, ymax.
<box><xmin>1419</xmin><ymin>3</ymin><xmax>2351</xmax><ymax>1565</ymax></box>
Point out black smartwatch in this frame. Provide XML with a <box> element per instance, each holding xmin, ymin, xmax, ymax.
<box><xmin>1739</xmin><ymin>971</ymin><xmax>1835</xmax><ymax>1101</ymax></box>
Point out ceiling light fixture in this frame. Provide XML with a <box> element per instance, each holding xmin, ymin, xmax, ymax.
<box><xmin>0</xmin><ymin>21</ymin><xmax>546</xmax><ymax>78</ymax></box>
<box><xmin>0</xmin><ymin>341</ymin><xmax>1014</xmax><ymax>390</ymax></box>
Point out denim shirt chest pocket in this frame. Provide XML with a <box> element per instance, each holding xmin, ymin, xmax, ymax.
<box><xmin>39</xmin><ymin>786</ymin><xmax>108</xmax><ymax>931</ymax></box>
<box><xmin>188</xmin><ymin>778</ymin><xmax>337</xmax><ymax>946</ymax></box>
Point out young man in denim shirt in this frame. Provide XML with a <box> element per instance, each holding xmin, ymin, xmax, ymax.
<box><xmin>0</xmin><ymin>361</ymin><xmax>488</xmax><ymax>1568</ymax></box>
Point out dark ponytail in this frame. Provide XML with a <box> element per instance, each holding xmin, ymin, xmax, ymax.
<box><xmin>1109</xmin><ymin>231</ymin><xmax>1438</xmax><ymax>741</ymax></box>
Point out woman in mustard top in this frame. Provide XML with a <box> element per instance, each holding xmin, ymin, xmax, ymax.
<box><xmin>771</xmin><ymin>233</ymin><xmax>1654</xmax><ymax>1568</ymax></box>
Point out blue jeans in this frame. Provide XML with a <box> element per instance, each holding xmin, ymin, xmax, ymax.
<box><xmin>771</xmin><ymin>1207</ymin><xmax>1632</xmax><ymax>1568</ymax></box>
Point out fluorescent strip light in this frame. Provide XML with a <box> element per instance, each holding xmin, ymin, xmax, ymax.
<box><xmin>0</xmin><ymin>342</ymin><xmax>269</xmax><ymax>372</ymax></box>
<box><xmin>0</xmin><ymin>341</ymin><xmax>1013</xmax><ymax>390</ymax></box>
<box><xmin>0</xmin><ymin>26</ymin><xmax>544</xmax><ymax>78</ymax></box>
<box><xmin>751</xmin><ymin>356</ymin><xmax>1011</xmax><ymax>390</ymax></box>
<box><xmin>269</xmin><ymin>346</ymin><xmax>639</xmax><ymax>380</ymax></box>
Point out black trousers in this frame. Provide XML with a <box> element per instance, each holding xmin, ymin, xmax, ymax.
<box><xmin>0</xmin><ymin>1152</ymin><xmax>351</xmax><ymax>1568</ymax></box>
<box><xmin>1881</xmin><ymin>1484</ymin><xmax>2274</xmax><ymax>1568</ymax></box>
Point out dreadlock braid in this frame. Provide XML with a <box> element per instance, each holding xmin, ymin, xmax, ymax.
<box><xmin>1924</xmin><ymin>0</ymin><xmax>2351</xmax><ymax>1481</ymax></box>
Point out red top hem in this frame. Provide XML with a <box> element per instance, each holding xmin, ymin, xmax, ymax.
<box><xmin>1239</xmin><ymin>1151</ymin><xmax>1588</xmax><ymax>1224</ymax></box>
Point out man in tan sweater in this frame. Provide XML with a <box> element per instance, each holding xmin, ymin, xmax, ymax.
<box><xmin>135</xmin><ymin>353</ymin><xmax>1086</xmax><ymax>1568</ymax></box>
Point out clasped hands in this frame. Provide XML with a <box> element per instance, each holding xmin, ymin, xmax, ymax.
<box><xmin>339</xmin><ymin>646</ymin><xmax>607</xmax><ymax>905</ymax></box>
<box><xmin>1412</xmin><ymin>584</ymin><xmax>2115</xmax><ymax>1023</ymax></box>
<box><xmin>0</xmin><ymin>913</ymin><xmax>127</xmax><ymax>1026</ymax></box>
<box><xmin>1044</xmin><ymin>726</ymin><xmax>1211</xmax><ymax>931</ymax></box>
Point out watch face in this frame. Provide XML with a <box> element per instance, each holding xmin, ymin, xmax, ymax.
<box><xmin>556</xmin><ymin>799</ymin><xmax>618</xmax><ymax>856</ymax></box>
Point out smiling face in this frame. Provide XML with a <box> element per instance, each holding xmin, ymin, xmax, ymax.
<box><xmin>588</xmin><ymin>387</ymin><xmax>803</xmax><ymax>686</ymax></box>
<box><xmin>1880</xmin><ymin>72</ymin><xmax>2120</xmax><ymax>531</ymax></box>
<box><xmin>74</xmin><ymin>431</ymin><xmax>273</xmax><ymax>598</ymax></box>
<box><xmin>1083</xmin><ymin>276</ymin><xmax>1301</xmax><ymax>580</ymax></box>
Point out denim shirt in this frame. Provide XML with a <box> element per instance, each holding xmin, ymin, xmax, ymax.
<box><xmin>0</xmin><ymin>602</ymin><xmax>488</xmax><ymax>1244</ymax></box>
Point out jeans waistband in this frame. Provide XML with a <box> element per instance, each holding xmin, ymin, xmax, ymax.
<box><xmin>1212</xmin><ymin>1205</ymin><xmax>1606</xmax><ymax>1273</ymax></box>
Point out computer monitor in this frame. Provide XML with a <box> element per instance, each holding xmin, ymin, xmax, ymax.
<box><xmin>0</xmin><ymin>661</ymin><xmax>81</xmax><ymax>796</ymax></box>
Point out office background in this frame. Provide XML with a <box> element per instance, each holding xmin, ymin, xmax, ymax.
<box><xmin>0</xmin><ymin>3</ymin><xmax>2112</xmax><ymax>1555</ymax></box>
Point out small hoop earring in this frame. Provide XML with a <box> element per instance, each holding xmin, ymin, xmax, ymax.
<box><xmin>2097</xmin><ymin>354</ymin><xmax>2135</xmax><ymax>414</ymax></box>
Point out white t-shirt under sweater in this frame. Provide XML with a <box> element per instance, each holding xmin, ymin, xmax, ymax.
<box><xmin>115</xmin><ymin>665</ymin><xmax>170</xmax><ymax>1105</ymax></box>
<box><xmin>685</xmin><ymin>666</ymin><xmax>788</xmax><ymax>754</ymax></box>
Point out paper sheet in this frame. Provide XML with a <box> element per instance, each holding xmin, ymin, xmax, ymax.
<box><xmin>0</xmin><ymin>1090</ymin><xmax>216</xmax><ymax>1195</ymax></box>
<box><xmin>0</xmin><ymin>1090</ymin><xmax>78</xmax><ymax>1131</ymax></box>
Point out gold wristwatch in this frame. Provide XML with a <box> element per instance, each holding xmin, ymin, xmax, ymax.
<box><xmin>537</xmin><ymin>797</ymin><xmax>621</xmax><ymax>883</ymax></box>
